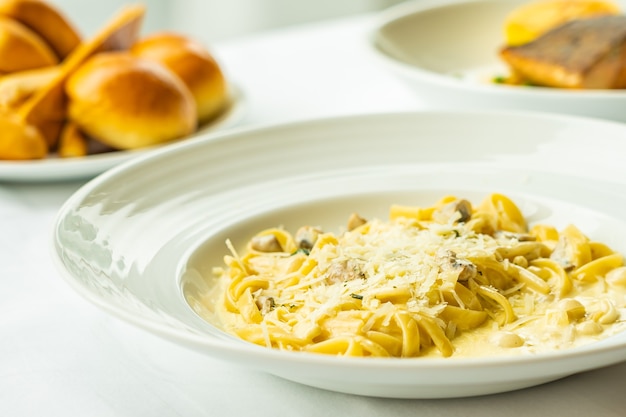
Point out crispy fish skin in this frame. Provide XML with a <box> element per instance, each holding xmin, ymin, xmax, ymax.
<box><xmin>500</xmin><ymin>15</ymin><xmax>626</xmax><ymax>89</ymax></box>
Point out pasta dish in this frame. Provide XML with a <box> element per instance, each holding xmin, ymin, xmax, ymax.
<box><xmin>207</xmin><ymin>193</ymin><xmax>626</xmax><ymax>358</ymax></box>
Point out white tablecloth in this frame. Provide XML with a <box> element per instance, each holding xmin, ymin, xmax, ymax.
<box><xmin>2</xmin><ymin>13</ymin><xmax>625</xmax><ymax>417</ymax></box>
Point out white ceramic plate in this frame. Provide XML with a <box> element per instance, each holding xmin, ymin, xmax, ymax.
<box><xmin>52</xmin><ymin>110</ymin><xmax>626</xmax><ymax>399</ymax></box>
<box><xmin>370</xmin><ymin>0</ymin><xmax>626</xmax><ymax>122</ymax></box>
<box><xmin>0</xmin><ymin>85</ymin><xmax>246</xmax><ymax>182</ymax></box>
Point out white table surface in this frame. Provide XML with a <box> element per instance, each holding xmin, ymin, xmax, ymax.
<box><xmin>2</xmin><ymin>13</ymin><xmax>626</xmax><ymax>417</ymax></box>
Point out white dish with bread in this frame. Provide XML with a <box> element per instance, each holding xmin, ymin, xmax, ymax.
<box><xmin>370</xmin><ymin>0</ymin><xmax>626</xmax><ymax>122</ymax></box>
<box><xmin>0</xmin><ymin>1</ymin><xmax>246</xmax><ymax>181</ymax></box>
<box><xmin>0</xmin><ymin>88</ymin><xmax>245</xmax><ymax>181</ymax></box>
<box><xmin>51</xmin><ymin>110</ymin><xmax>626</xmax><ymax>399</ymax></box>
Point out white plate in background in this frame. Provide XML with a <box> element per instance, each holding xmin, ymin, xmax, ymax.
<box><xmin>52</xmin><ymin>110</ymin><xmax>626</xmax><ymax>399</ymax></box>
<box><xmin>369</xmin><ymin>0</ymin><xmax>626</xmax><ymax>122</ymax></box>
<box><xmin>0</xmin><ymin>84</ymin><xmax>247</xmax><ymax>183</ymax></box>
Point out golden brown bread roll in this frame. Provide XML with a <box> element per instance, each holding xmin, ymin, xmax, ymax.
<box><xmin>0</xmin><ymin>0</ymin><xmax>81</xmax><ymax>59</ymax></box>
<box><xmin>0</xmin><ymin>15</ymin><xmax>57</xmax><ymax>73</ymax></box>
<box><xmin>18</xmin><ymin>4</ymin><xmax>146</xmax><ymax>128</ymax></box>
<box><xmin>0</xmin><ymin>65</ymin><xmax>59</xmax><ymax>109</ymax></box>
<box><xmin>65</xmin><ymin>51</ymin><xmax>197</xmax><ymax>150</ymax></box>
<box><xmin>131</xmin><ymin>32</ymin><xmax>228</xmax><ymax>123</ymax></box>
<box><xmin>0</xmin><ymin>112</ymin><xmax>47</xmax><ymax>159</ymax></box>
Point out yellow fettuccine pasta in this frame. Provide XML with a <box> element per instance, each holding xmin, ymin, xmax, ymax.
<box><xmin>208</xmin><ymin>193</ymin><xmax>626</xmax><ymax>358</ymax></box>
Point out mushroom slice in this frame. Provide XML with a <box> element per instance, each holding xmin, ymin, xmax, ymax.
<box><xmin>255</xmin><ymin>295</ymin><xmax>275</xmax><ymax>315</ymax></box>
<box><xmin>250</xmin><ymin>234</ymin><xmax>283</xmax><ymax>253</ymax></box>
<box><xmin>437</xmin><ymin>249</ymin><xmax>477</xmax><ymax>282</ymax></box>
<box><xmin>325</xmin><ymin>259</ymin><xmax>364</xmax><ymax>284</ymax></box>
<box><xmin>434</xmin><ymin>199</ymin><xmax>473</xmax><ymax>224</ymax></box>
<box><xmin>295</xmin><ymin>226</ymin><xmax>322</xmax><ymax>251</ymax></box>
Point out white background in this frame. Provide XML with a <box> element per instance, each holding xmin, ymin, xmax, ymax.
<box><xmin>50</xmin><ymin>0</ymin><xmax>405</xmax><ymax>41</ymax></box>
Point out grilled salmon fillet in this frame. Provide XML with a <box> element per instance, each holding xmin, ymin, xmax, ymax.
<box><xmin>499</xmin><ymin>15</ymin><xmax>626</xmax><ymax>89</ymax></box>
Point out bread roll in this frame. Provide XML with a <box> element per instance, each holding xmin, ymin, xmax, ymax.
<box><xmin>0</xmin><ymin>0</ymin><xmax>81</xmax><ymax>59</ymax></box>
<box><xmin>0</xmin><ymin>112</ymin><xmax>47</xmax><ymax>159</ymax></box>
<box><xmin>131</xmin><ymin>32</ymin><xmax>228</xmax><ymax>123</ymax></box>
<box><xmin>0</xmin><ymin>15</ymin><xmax>57</xmax><ymax>73</ymax></box>
<box><xmin>0</xmin><ymin>65</ymin><xmax>59</xmax><ymax>109</ymax></box>
<box><xmin>18</xmin><ymin>4</ymin><xmax>146</xmax><ymax>127</ymax></box>
<box><xmin>66</xmin><ymin>51</ymin><xmax>197</xmax><ymax>150</ymax></box>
